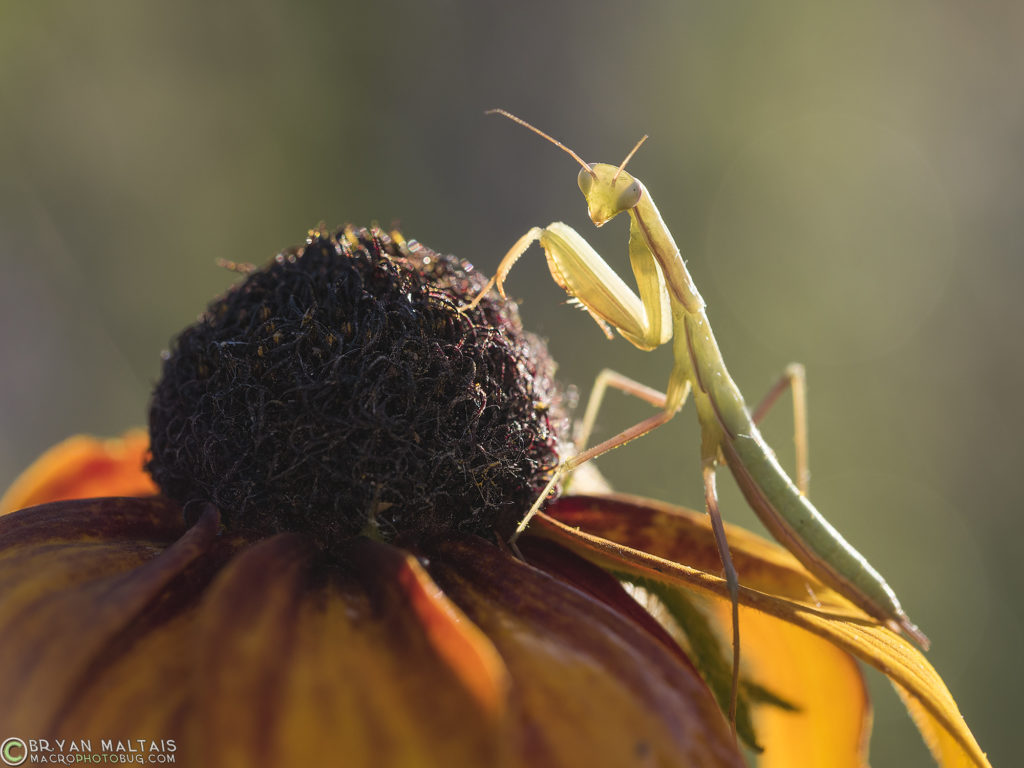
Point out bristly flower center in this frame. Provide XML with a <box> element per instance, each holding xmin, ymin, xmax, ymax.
<box><xmin>147</xmin><ymin>226</ymin><xmax>566</xmax><ymax>550</ymax></box>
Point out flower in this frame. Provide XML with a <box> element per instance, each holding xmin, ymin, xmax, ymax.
<box><xmin>0</xmin><ymin>227</ymin><xmax>989</xmax><ymax>768</ymax></box>
<box><xmin>0</xmin><ymin>445</ymin><xmax>749</xmax><ymax>767</ymax></box>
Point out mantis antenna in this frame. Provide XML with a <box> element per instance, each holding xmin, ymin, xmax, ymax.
<box><xmin>485</xmin><ymin>109</ymin><xmax>596</xmax><ymax>179</ymax></box>
<box><xmin>613</xmin><ymin>134</ymin><xmax>648</xmax><ymax>182</ymax></box>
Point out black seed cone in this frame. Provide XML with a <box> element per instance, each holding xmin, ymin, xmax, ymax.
<box><xmin>147</xmin><ymin>226</ymin><xmax>566</xmax><ymax>550</ymax></box>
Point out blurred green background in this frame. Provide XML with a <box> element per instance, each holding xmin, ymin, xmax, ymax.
<box><xmin>0</xmin><ymin>2</ymin><xmax>1018</xmax><ymax>764</ymax></box>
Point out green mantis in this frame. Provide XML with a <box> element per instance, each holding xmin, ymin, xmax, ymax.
<box><xmin>465</xmin><ymin>109</ymin><xmax>929</xmax><ymax>727</ymax></box>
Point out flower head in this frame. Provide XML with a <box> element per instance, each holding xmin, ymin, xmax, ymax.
<box><xmin>0</xmin><ymin>226</ymin><xmax>989</xmax><ymax>768</ymax></box>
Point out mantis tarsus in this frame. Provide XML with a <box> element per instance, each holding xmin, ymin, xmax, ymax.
<box><xmin>465</xmin><ymin>109</ymin><xmax>929</xmax><ymax>729</ymax></box>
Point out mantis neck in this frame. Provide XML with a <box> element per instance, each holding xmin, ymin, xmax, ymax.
<box><xmin>630</xmin><ymin>187</ymin><xmax>705</xmax><ymax>316</ymax></box>
<box><xmin>628</xmin><ymin>187</ymin><xmax>757</xmax><ymax>443</ymax></box>
<box><xmin>628</xmin><ymin>186</ymin><xmax>748</xmax><ymax>434</ymax></box>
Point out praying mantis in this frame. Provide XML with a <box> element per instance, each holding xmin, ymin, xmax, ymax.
<box><xmin>464</xmin><ymin>109</ymin><xmax>929</xmax><ymax>726</ymax></box>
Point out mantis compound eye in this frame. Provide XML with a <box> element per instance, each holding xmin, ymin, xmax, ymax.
<box><xmin>616</xmin><ymin>179</ymin><xmax>642</xmax><ymax>211</ymax></box>
<box><xmin>577</xmin><ymin>166</ymin><xmax>596</xmax><ymax>196</ymax></box>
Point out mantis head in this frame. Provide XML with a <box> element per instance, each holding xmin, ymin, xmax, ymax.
<box><xmin>577</xmin><ymin>165</ymin><xmax>642</xmax><ymax>227</ymax></box>
<box><xmin>485</xmin><ymin>109</ymin><xmax>647</xmax><ymax>227</ymax></box>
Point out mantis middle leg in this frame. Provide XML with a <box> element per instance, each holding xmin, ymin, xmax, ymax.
<box><xmin>574</xmin><ymin>364</ymin><xmax>811</xmax><ymax>494</ymax></box>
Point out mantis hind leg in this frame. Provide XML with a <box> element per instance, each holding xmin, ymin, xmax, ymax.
<box><xmin>702</xmin><ymin>462</ymin><xmax>740</xmax><ymax>742</ymax></box>
<box><xmin>751</xmin><ymin>363</ymin><xmax>809</xmax><ymax>495</ymax></box>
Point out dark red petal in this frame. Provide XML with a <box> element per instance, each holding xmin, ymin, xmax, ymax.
<box><xmin>426</xmin><ymin>537</ymin><xmax>745</xmax><ymax>768</ymax></box>
<box><xmin>516</xmin><ymin>536</ymin><xmax>699</xmax><ymax>672</ymax></box>
<box><xmin>0</xmin><ymin>499</ymin><xmax>227</xmax><ymax>735</ymax></box>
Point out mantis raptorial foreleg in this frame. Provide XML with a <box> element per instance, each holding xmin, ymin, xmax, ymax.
<box><xmin>467</xmin><ymin>222</ymin><xmax>671</xmax><ymax>351</ymax></box>
<box><xmin>471</xmin><ymin>108</ymin><xmax>930</xmax><ymax>736</ymax></box>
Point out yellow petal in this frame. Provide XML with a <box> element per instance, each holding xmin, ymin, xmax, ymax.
<box><xmin>536</xmin><ymin>493</ymin><xmax>991</xmax><ymax>768</ymax></box>
<box><xmin>895</xmin><ymin>684</ymin><xmax>986</xmax><ymax>768</ymax></box>
<box><xmin>0</xmin><ymin>431</ymin><xmax>157</xmax><ymax>515</ymax></box>
<box><xmin>723</xmin><ymin>605</ymin><xmax>870</xmax><ymax>768</ymax></box>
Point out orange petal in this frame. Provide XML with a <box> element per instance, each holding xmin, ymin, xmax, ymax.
<box><xmin>428</xmin><ymin>536</ymin><xmax>746</xmax><ymax>768</ymax></box>
<box><xmin>191</xmin><ymin>534</ymin><xmax>506</xmax><ymax>768</ymax></box>
<box><xmin>350</xmin><ymin>537</ymin><xmax>511</xmax><ymax>719</ymax></box>
<box><xmin>0</xmin><ymin>431</ymin><xmax>157</xmax><ymax>515</ymax></box>
<box><xmin>537</xmin><ymin>494</ymin><xmax>991</xmax><ymax>768</ymax></box>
